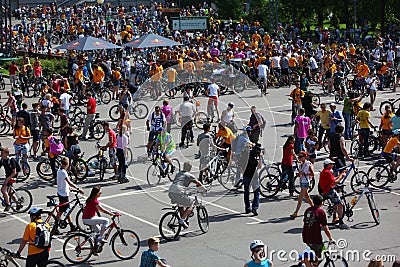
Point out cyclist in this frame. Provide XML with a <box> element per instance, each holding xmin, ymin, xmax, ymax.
<box><xmin>15</xmin><ymin>207</ymin><xmax>51</xmax><ymax>266</ymax></box>
<box><xmin>282</xmin><ymin>136</ymin><xmax>298</xmax><ymax>197</ymax></box>
<box><xmin>318</xmin><ymin>158</ymin><xmax>349</xmax><ymax>229</ymax></box>
<box><xmin>101</xmin><ymin>122</ymin><xmax>119</xmax><ymax>179</ymax></box>
<box><xmin>205</xmin><ymin>78</ymin><xmax>220</xmax><ymax>121</ymax></box>
<box><xmin>82</xmin><ymin>186</ymin><xmax>118</xmax><ymax>243</ymax></box>
<box><xmin>168</xmin><ymin>162</ymin><xmax>206</xmax><ymax>229</ymax></box>
<box><xmin>382</xmin><ymin>129</ymin><xmax>400</xmax><ymax>176</ymax></box>
<box><xmin>79</xmin><ymin>92</ymin><xmax>97</xmax><ymax>140</ymax></box>
<box><xmin>289</xmin><ymin>82</ymin><xmax>304</xmax><ymax>124</ymax></box>
<box><xmin>139</xmin><ymin>237</ymin><xmax>171</xmax><ymax>267</ymax></box>
<box><xmin>313</xmin><ymin>103</ymin><xmax>331</xmax><ymax>150</ymax></box>
<box><xmin>146</xmin><ymin>106</ymin><xmax>166</xmax><ymax>157</ymax></box>
<box><xmin>0</xmin><ymin>147</ymin><xmax>20</xmax><ymax>212</ymax></box>
<box><xmin>244</xmin><ymin>240</ymin><xmax>273</xmax><ymax>267</ymax></box>
<box><xmin>356</xmin><ymin>102</ymin><xmax>375</xmax><ymax>157</ymax></box>
<box><xmin>13</xmin><ymin>117</ymin><xmax>31</xmax><ymax>173</ymax></box>
<box><xmin>328</xmin><ymin>125</ymin><xmax>354</xmax><ymax>170</ymax></box>
<box><xmin>220</xmin><ymin>102</ymin><xmax>237</xmax><ymax>134</ymax></box>
<box><xmin>155</xmin><ymin>127</ymin><xmax>176</xmax><ymax>170</ymax></box>
<box><xmin>177</xmin><ymin>96</ymin><xmax>196</xmax><ymax>147</ymax></box>
<box><xmin>214</xmin><ymin>122</ymin><xmax>236</xmax><ymax>165</ymax></box>
<box><xmin>257</xmin><ymin>60</ymin><xmax>269</xmax><ymax>94</ymax></box>
<box><xmin>118</xmin><ymin>86</ymin><xmax>133</xmax><ymax>110</ymax></box>
<box><xmin>56</xmin><ymin>157</ymin><xmax>83</xmax><ymax>233</ymax></box>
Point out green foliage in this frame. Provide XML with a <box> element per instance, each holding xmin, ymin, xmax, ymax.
<box><xmin>214</xmin><ymin>0</ymin><xmax>244</xmax><ymax>20</ymax></box>
<box><xmin>40</xmin><ymin>58</ymin><xmax>68</xmax><ymax>77</ymax></box>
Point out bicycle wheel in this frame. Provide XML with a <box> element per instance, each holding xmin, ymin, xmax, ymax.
<box><xmin>46</xmin><ymin>260</ymin><xmax>66</xmax><ymax>267</ymax></box>
<box><xmin>125</xmin><ymin>148</ymin><xmax>133</xmax><ymax>166</ymax></box>
<box><xmin>146</xmin><ymin>163</ymin><xmax>161</xmax><ymax>186</ymax></box>
<box><xmin>75</xmin><ymin>209</ymin><xmax>93</xmax><ymax>234</ymax></box>
<box><xmin>87</xmin><ymin>155</ymin><xmax>100</xmax><ymax>173</ymax></box>
<box><xmin>42</xmin><ymin>211</ymin><xmax>58</xmax><ymax>235</ymax></box>
<box><xmin>312</xmin><ymin>94</ymin><xmax>321</xmax><ymax>106</ymax></box>
<box><xmin>63</xmin><ymin>233</ymin><xmax>93</xmax><ymax>264</ymax></box>
<box><xmin>10</xmin><ymin>188</ymin><xmax>32</xmax><ymax>213</ymax></box>
<box><xmin>99</xmin><ymin>159</ymin><xmax>106</xmax><ymax>181</ymax></box>
<box><xmin>167</xmin><ymin>158</ymin><xmax>181</xmax><ymax>181</ymax></box>
<box><xmin>109</xmin><ymin>105</ymin><xmax>120</xmax><ymax>121</ymax></box>
<box><xmin>92</xmin><ymin>121</ymin><xmax>105</xmax><ymax>140</ymax></box>
<box><xmin>349</xmin><ymin>139</ymin><xmax>361</xmax><ymax>158</ymax></box>
<box><xmin>36</xmin><ymin>159</ymin><xmax>58</xmax><ymax>181</ymax></box>
<box><xmin>259</xmin><ymin>175</ymin><xmax>280</xmax><ymax>198</ymax></box>
<box><xmin>367</xmin><ymin>164</ymin><xmax>391</xmax><ymax>188</ymax></box>
<box><xmin>100</xmin><ymin>91</ymin><xmax>111</xmax><ymax>104</ymax></box>
<box><xmin>74</xmin><ymin>112</ymin><xmax>86</xmax><ymax>128</ymax></box>
<box><xmin>197</xmin><ymin>206</ymin><xmax>209</xmax><ymax>233</ymax></box>
<box><xmin>16</xmin><ymin>160</ymin><xmax>30</xmax><ymax>182</ymax></box>
<box><xmin>111</xmin><ymin>229</ymin><xmax>140</xmax><ymax>260</ymax></box>
<box><xmin>379</xmin><ymin>101</ymin><xmax>394</xmax><ymax>115</ymax></box>
<box><xmin>323</xmin><ymin>255</ymin><xmax>349</xmax><ymax>267</ymax></box>
<box><xmin>23</xmin><ymin>85</ymin><xmax>35</xmax><ymax>98</ymax></box>
<box><xmin>367</xmin><ymin>192</ymin><xmax>380</xmax><ymax>225</ymax></box>
<box><xmin>258</xmin><ymin>164</ymin><xmax>281</xmax><ymax>179</ymax></box>
<box><xmin>294</xmin><ymin>176</ymin><xmax>315</xmax><ymax>194</ymax></box>
<box><xmin>159</xmin><ymin>212</ymin><xmax>181</xmax><ymax>241</ymax></box>
<box><xmin>218</xmin><ymin>166</ymin><xmax>237</xmax><ymax>190</ymax></box>
<box><xmin>72</xmin><ymin>158</ymin><xmax>88</xmax><ymax>181</ymax></box>
<box><xmin>132</xmin><ymin>103</ymin><xmax>149</xmax><ymax>119</ymax></box>
<box><xmin>0</xmin><ymin>78</ymin><xmax>5</xmax><ymax>90</ymax></box>
<box><xmin>195</xmin><ymin>111</ymin><xmax>208</xmax><ymax>129</ymax></box>
<box><xmin>350</xmin><ymin>171</ymin><xmax>369</xmax><ymax>194</ymax></box>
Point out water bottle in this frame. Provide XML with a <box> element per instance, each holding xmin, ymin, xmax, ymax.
<box><xmin>64</xmin><ymin>207</ymin><xmax>71</xmax><ymax>217</ymax></box>
<box><xmin>282</xmin><ymin>173</ymin><xmax>289</xmax><ymax>183</ymax></box>
<box><xmin>350</xmin><ymin>196</ymin><xmax>357</xmax><ymax>207</ymax></box>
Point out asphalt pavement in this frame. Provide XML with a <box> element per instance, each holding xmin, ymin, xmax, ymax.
<box><xmin>0</xmin><ymin>77</ymin><xmax>399</xmax><ymax>267</ymax></box>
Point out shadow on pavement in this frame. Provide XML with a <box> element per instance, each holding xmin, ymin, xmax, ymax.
<box><xmin>350</xmin><ymin>222</ymin><xmax>379</xmax><ymax>230</ymax></box>
<box><xmin>209</xmin><ymin>212</ymin><xmax>246</xmax><ymax>223</ymax></box>
<box><xmin>284</xmin><ymin>227</ymin><xmax>303</xmax><ymax>234</ymax></box>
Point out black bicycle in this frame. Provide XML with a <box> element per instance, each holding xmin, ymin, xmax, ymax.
<box><xmin>0</xmin><ymin>247</ymin><xmax>65</xmax><ymax>267</ymax></box>
<box><xmin>146</xmin><ymin>152</ymin><xmax>180</xmax><ymax>186</ymax></box>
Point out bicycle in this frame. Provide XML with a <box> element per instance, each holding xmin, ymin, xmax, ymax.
<box><xmin>159</xmin><ymin>190</ymin><xmax>209</xmax><ymax>241</ymax></box>
<box><xmin>0</xmin><ymin>247</ymin><xmax>65</xmax><ymax>267</ymax></box>
<box><xmin>379</xmin><ymin>97</ymin><xmax>400</xmax><ymax>115</ymax></box>
<box><xmin>0</xmin><ymin>74</ymin><xmax>6</xmax><ymax>90</ymax></box>
<box><xmin>62</xmin><ymin>213</ymin><xmax>140</xmax><ymax>263</ymax></box>
<box><xmin>0</xmin><ymin>183</ymin><xmax>32</xmax><ymax>213</ymax></box>
<box><xmin>108</xmin><ymin>102</ymin><xmax>149</xmax><ymax>121</ymax></box>
<box><xmin>14</xmin><ymin>144</ymin><xmax>30</xmax><ymax>183</ymax></box>
<box><xmin>350</xmin><ymin>128</ymin><xmax>382</xmax><ymax>158</ymax></box>
<box><xmin>366</xmin><ymin>158</ymin><xmax>398</xmax><ymax>188</ymax></box>
<box><xmin>73</xmin><ymin>112</ymin><xmax>105</xmax><ymax>140</ymax></box>
<box><xmin>198</xmin><ymin>150</ymin><xmax>229</xmax><ymax>190</ymax></box>
<box><xmin>146</xmin><ymin>152</ymin><xmax>180</xmax><ymax>186</ymax></box>
<box><xmin>323</xmin><ymin>181</ymin><xmax>380</xmax><ymax>226</ymax></box>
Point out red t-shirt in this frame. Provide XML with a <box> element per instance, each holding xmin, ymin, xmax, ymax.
<box><xmin>82</xmin><ymin>198</ymin><xmax>100</xmax><ymax>219</ymax></box>
<box><xmin>87</xmin><ymin>97</ymin><xmax>96</xmax><ymax>114</ymax></box>
<box><xmin>281</xmin><ymin>143</ymin><xmax>294</xmax><ymax>165</ymax></box>
<box><xmin>319</xmin><ymin>168</ymin><xmax>335</xmax><ymax>194</ymax></box>
<box><xmin>9</xmin><ymin>64</ymin><xmax>18</xmax><ymax>75</ymax></box>
<box><xmin>108</xmin><ymin>129</ymin><xmax>117</xmax><ymax>148</ymax></box>
<box><xmin>302</xmin><ymin>206</ymin><xmax>327</xmax><ymax>245</ymax></box>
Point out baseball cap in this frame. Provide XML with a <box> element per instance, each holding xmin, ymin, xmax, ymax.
<box><xmin>329</xmin><ymin>103</ymin><xmax>336</xmax><ymax>107</ymax></box>
<box><xmin>323</xmin><ymin>159</ymin><xmax>335</xmax><ymax>165</ymax></box>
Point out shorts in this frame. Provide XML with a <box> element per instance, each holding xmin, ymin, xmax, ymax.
<box><xmin>32</xmin><ymin>129</ymin><xmax>40</xmax><ymax>142</ymax></box>
<box><xmin>382</xmin><ymin>129</ymin><xmax>392</xmax><ymax>136</ymax></box>
<box><xmin>281</xmin><ymin>68</ymin><xmax>289</xmax><ymax>75</ymax></box>
<box><xmin>148</xmin><ymin>130</ymin><xmax>157</xmax><ymax>142</ymax></box>
<box><xmin>382</xmin><ymin>152</ymin><xmax>396</xmax><ymax>163</ymax></box>
<box><xmin>307</xmin><ymin>243</ymin><xmax>324</xmax><ymax>258</ymax></box>
<box><xmin>10</xmin><ymin>74</ymin><xmax>17</xmax><ymax>84</ymax></box>
<box><xmin>300</xmin><ymin>180</ymin><xmax>310</xmax><ymax>188</ymax></box>
<box><xmin>119</xmin><ymin>103</ymin><xmax>129</xmax><ymax>110</ymax></box>
<box><xmin>207</xmin><ymin>96</ymin><xmax>218</xmax><ymax>106</ymax></box>
<box><xmin>168</xmin><ymin>192</ymin><xmax>193</xmax><ymax>207</ymax></box>
<box><xmin>113</xmin><ymin>80</ymin><xmax>120</xmax><ymax>86</ymax></box>
<box><xmin>323</xmin><ymin>188</ymin><xmax>342</xmax><ymax>205</ymax></box>
<box><xmin>165</xmin><ymin>149</ymin><xmax>175</xmax><ymax>156</ymax></box>
<box><xmin>58</xmin><ymin>195</ymin><xmax>69</xmax><ymax>212</ymax></box>
<box><xmin>109</xmin><ymin>148</ymin><xmax>117</xmax><ymax>165</ymax></box>
<box><xmin>221</xmin><ymin>143</ymin><xmax>231</xmax><ymax>151</ymax></box>
<box><xmin>11</xmin><ymin>110</ymin><xmax>17</xmax><ymax>118</ymax></box>
<box><xmin>167</xmin><ymin>82</ymin><xmax>175</xmax><ymax>90</ymax></box>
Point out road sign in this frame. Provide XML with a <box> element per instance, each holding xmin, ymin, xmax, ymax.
<box><xmin>172</xmin><ymin>18</ymin><xmax>207</xmax><ymax>30</ymax></box>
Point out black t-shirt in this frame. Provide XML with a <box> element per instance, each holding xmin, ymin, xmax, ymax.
<box><xmin>16</xmin><ymin>110</ymin><xmax>31</xmax><ymax>129</ymax></box>
<box><xmin>0</xmin><ymin>158</ymin><xmax>17</xmax><ymax>177</ymax></box>
<box><xmin>243</xmin><ymin>151</ymin><xmax>259</xmax><ymax>178</ymax></box>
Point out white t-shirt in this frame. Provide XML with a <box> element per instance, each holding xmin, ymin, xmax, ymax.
<box><xmin>60</xmin><ymin>93</ymin><xmax>72</xmax><ymax>111</ymax></box>
<box><xmin>208</xmin><ymin>83</ymin><xmax>219</xmax><ymax>97</ymax></box>
<box><xmin>257</xmin><ymin>64</ymin><xmax>268</xmax><ymax>78</ymax></box>
<box><xmin>366</xmin><ymin>77</ymin><xmax>378</xmax><ymax>91</ymax></box>
<box><xmin>57</xmin><ymin>169</ymin><xmax>69</xmax><ymax>197</ymax></box>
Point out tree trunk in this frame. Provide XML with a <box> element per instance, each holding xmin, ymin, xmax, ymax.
<box><xmin>380</xmin><ymin>0</ymin><xmax>385</xmax><ymax>33</ymax></box>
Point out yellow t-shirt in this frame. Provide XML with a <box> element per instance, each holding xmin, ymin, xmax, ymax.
<box><xmin>22</xmin><ymin>219</ymin><xmax>50</xmax><ymax>256</ymax></box>
<box><xmin>216</xmin><ymin>127</ymin><xmax>236</xmax><ymax>145</ymax></box>
<box><xmin>93</xmin><ymin>68</ymin><xmax>105</xmax><ymax>83</ymax></box>
<box><xmin>166</xmin><ymin>69</ymin><xmax>177</xmax><ymax>82</ymax></box>
<box><xmin>357</xmin><ymin>110</ymin><xmax>370</xmax><ymax>129</ymax></box>
<box><xmin>316</xmin><ymin>110</ymin><xmax>331</xmax><ymax>129</ymax></box>
<box><xmin>381</xmin><ymin>113</ymin><xmax>394</xmax><ymax>131</ymax></box>
<box><xmin>14</xmin><ymin>126</ymin><xmax>30</xmax><ymax>144</ymax></box>
<box><xmin>384</xmin><ymin>137</ymin><xmax>399</xmax><ymax>153</ymax></box>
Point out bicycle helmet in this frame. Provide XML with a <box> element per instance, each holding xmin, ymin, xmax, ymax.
<box><xmin>157</xmin><ymin>127</ymin><xmax>164</xmax><ymax>132</ymax></box>
<box><xmin>250</xmin><ymin>240</ymin><xmax>265</xmax><ymax>251</ymax></box>
<box><xmin>243</xmin><ymin>125</ymin><xmax>252</xmax><ymax>132</ymax></box>
<box><xmin>28</xmin><ymin>207</ymin><xmax>42</xmax><ymax>215</ymax></box>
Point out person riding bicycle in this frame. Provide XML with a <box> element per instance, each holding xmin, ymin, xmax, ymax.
<box><xmin>118</xmin><ymin>86</ymin><xmax>133</xmax><ymax>110</ymax></box>
<box><xmin>214</xmin><ymin>122</ymin><xmax>236</xmax><ymax>165</ymax></box>
<box><xmin>0</xmin><ymin>147</ymin><xmax>21</xmax><ymax>212</ymax></box>
<box><xmin>382</xmin><ymin>129</ymin><xmax>400</xmax><ymax>176</ymax></box>
<box><xmin>13</xmin><ymin>117</ymin><xmax>31</xmax><ymax>173</ymax></box>
<box><xmin>178</xmin><ymin>96</ymin><xmax>196</xmax><ymax>147</ymax></box>
<box><xmin>146</xmin><ymin>106</ymin><xmax>166</xmax><ymax>157</ymax></box>
<box><xmin>244</xmin><ymin>240</ymin><xmax>273</xmax><ymax>267</ymax></box>
<box><xmin>257</xmin><ymin>60</ymin><xmax>269</xmax><ymax>94</ymax></box>
<box><xmin>168</xmin><ymin>162</ymin><xmax>206</xmax><ymax>229</ymax></box>
<box><xmin>82</xmin><ymin>186</ymin><xmax>118</xmax><ymax>243</ymax></box>
<box><xmin>318</xmin><ymin>158</ymin><xmax>349</xmax><ymax>229</ymax></box>
<box><xmin>15</xmin><ymin>207</ymin><xmax>51</xmax><ymax>267</ymax></box>
<box><xmin>155</xmin><ymin>127</ymin><xmax>176</xmax><ymax>171</ymax></box>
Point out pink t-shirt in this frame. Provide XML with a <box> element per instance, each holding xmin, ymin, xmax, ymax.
<box><xmin>82</xmin><ymin>198</ymin><xmax>100</xmax><ymax>219</ymax></box>
<box><xmin>161</xmin><ymin>105</ymin><xmax>173</xmax><ymax>123</ymax></box>
<box><xmin>34</xmin><ymin>65</ymin><xmax>42</xmax><ymax>77</ymax></box>
<box><xmin>295</xmin><ymin>115</ymin><xmax>311</xmax><ymax>139</ymax></box>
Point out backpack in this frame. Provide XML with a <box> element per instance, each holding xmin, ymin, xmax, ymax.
<box><xmin>151</xmin><ymin>112</ymin><xmax>164</xmax><ymax>128</ymax></box>
<box><xmin>2</xmin><ymin>158</ymin><xmax>21</xmax><ymax>174</ymax></box>
<box><xmin>257</xmin><ymin>113</ymin><xmax>267</xmax><ymax>131</ymax></box>
<box><xmin>48</xmin><ymin>136</ymin><xmax>64</xmax><ymax>155</ymax></box>
<box><xmin>34</xmin><ymin>221</ymin><xmax>51</xmax><ymax>249</ymax></box>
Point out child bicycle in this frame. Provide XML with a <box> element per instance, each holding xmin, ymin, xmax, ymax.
<box><xmin>146</xmin><ymin>151</ymin><xmax>180</xmax><ymax>186</ymax></box>
<box><xmin>159</xmin><ymin>190</ymin><xmax>209</xmax><ymax>241</ymax></box>
<box><xmin>62</xmin><ymin>213</ymin><xmax>140</xmax><ymax>264</ymax></box>
<box><xmin>0</xmin><ymin>182</ymin><xmax>32</xmax><ymax>213</ymax></box>
<box><xmin>0</xmin><ymin>247</ymin><xmax>65</xmax><ymax>267</ymax></box>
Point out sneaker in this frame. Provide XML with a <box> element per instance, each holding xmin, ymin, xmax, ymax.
<box><xmin>337</xmin><ymin>223</ymin><xmax>350</xmax><ymax>229</ymax></box>
<box><xmin>234</xmin><ymin>178</ymin><xmax>243</xmax><ymax>188</ymax></box>
<box><xmin>290</xmin><ymin>212</ymin><xmax>297</xmax><ymax>219</ymax></box>
<box><xmin>97</xmin><ymin>236</ymin><xmax>107</xmax><ymax>243</ymax></box>
<box><xmin>109</xmin><ymin>175</ymin><xmax>118</xmax><ymax>180</ymax></box>
<box><xmin>4</xmin><ymin>205</ymin><xmax>11</xmax><ymax>212</ymax></box>
<box><xmin>252</xmin><ymin>210</ymin><xmax>258</xmax><ymax>216</ymax></box>
<box><xmin>178</xmin><ymin>218</ymin><xmax>189</xmax><ymax>229</ymax></box>
<box><xmin>245</xmin><ymin>209</ymin><xmax>251</xmax><ymax>214</ymax></box>
<box><xmin>179</xmin><ymin>142</ymin><xmax>184</xmax><ymax>147</ymax></box>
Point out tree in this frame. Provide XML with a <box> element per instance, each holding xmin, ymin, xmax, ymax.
<box><xmin>214</xmin><ymin>0</ymin><xmax>244</xmax><ymax>19</ymax></box>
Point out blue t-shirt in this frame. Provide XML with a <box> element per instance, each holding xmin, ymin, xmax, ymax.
<box><xmin>391</xmin><ymin>116</ymin><xmax>400</xmax><ymax>131</ymax></box>
<box><xmin>235</xmin><ymin>134</ymin><xmax>250</xmax><ymax>154</ymax></box>
<box><xmin>329</xmin><ymin>110</ymin><xmax>343</xmax><ymax>133</ymax></box>
<box><xmin>139</xmin><ymin>249</ymin><xmax>160</xmax><ymax>267</ymax></box>
<box><xmin>246</xmin><ymin>259</ymin><xmax>271</xmax><ymax>267</ymax></box>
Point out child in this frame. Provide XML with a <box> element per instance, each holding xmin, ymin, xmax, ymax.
<box><xmin>139</xmin><ymin>237</ymin><xmax>171</xmax><ymax>267</ymax></box>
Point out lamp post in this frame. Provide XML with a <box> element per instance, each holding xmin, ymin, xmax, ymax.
<box><xmin>97</xmin><ymin>0</ymin><xmax>107</xmax><ymax>40</ymax></box>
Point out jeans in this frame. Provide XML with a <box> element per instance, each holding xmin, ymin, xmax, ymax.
<box><xmin>243</xmin><ymin>175</ymin><xmax>260</xmax><ymax>212</ymax></box>
<box><xmin>343</xmin><ymin>113</ymin><xmax>352</xmax><ymax>139</ymax></box>
<box><xmin>116</xmin><ymin>148</ymin><xmax>126</xmax><ymax>177</ymax></box>
<box><xmin>294</xmin><ymin>136</ymin><xmax>305</xmax><ymax>154</ymax></box>
<box><xmin>377</xmin><ymin>74</ymin><xmax>384</xmax><ymax>90</ymax></box>
<box><xmin>359</xmin><ymin>128</ymin><xmax>370</xmax><ymax>155</ymax></box>
<box><xmin>81</xmin><ymin>113</ymin><xmax>95</xmax><ymax>138</ymax></box>
<box><xmin>14</xmin><ymin>143</ymin><xmax>29</xmax><ymax>166</ymax></box>
<box><xmin>181</xmin><ymin>118</ymin><xmax>193</xmax><ymax>144</ymax></box>
<box><xmin>50</xmin><ymin>157</ymin><xmax>57</xmax><ymax>183</ymax></box>
<box><xmin>282</xmin><ymin>164</ymin><xmax>295</xmax><ymax>194</ymax></box>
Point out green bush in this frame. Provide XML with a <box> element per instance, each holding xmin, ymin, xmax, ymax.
<box><xmin>0</xmin><ymin>57</ymin><xmax>68</xmax><ymax>77</ymax></box>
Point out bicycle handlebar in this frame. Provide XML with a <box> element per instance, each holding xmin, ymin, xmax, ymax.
<box><xmin>0</xmin><ymin>247</ymin><xmax>26</xmax><ymax>260</ymax></box>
